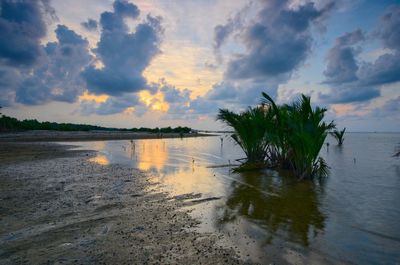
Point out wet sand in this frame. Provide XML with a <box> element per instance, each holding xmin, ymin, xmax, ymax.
<box><xmin>0</xmin><ymin>131</ymin><xmax>212</xmax><ymax>142</ymax></box>
<box><xmin>0</xmin><ymin>142</ymin><xmax>249</xmax><ymax>264</ymax></box>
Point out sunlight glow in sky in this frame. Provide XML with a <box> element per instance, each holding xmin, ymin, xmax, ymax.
<box><xmin>0</xmin><ymin>0</ymin><xmax>399</xmax><ymax>131</ymax></box>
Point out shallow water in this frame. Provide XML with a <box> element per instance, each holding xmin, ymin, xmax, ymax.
<box><xmin>69</xmin><ymin>133</ymin><xmax>400</xmax><ymax>264</ymax></box>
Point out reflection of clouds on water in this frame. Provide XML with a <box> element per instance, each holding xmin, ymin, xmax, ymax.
<box><xmin>134</xmin><ymin>140</ymin><xmax>168</xmax><ymax>171</ymax></box>
<box><xmin>218</xmin><ymin>171</ymin><xmax>325</xmax><ymax>246</ymax></box>
<box><xmin>90</xmin><ymin>154</ymin><xmax>109</xmax><ymax>165</ymax></box>
<box><xmin>89</xmin><ymin>142</ymin><xmax>110</xmax><ymax>165</ymax></box>
<box><xmin>158</xmin><ymin>166</ymin><xmax>216</xmax><ymax>195</ymax></box>
<box><xmin>125</xmin><ymin>138</ymin><xmax>224</xmax><ymax>195</ymax></box>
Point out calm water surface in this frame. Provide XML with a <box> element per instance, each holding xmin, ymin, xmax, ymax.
<box><xmin>69</xmin><ymin>133</ymin><xmax>400</xmax><ymax>264</ymax></box>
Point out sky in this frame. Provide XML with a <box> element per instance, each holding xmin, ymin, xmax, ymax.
<box><xmin>0</xmin><ymin>0</ymin><xmax>399</xmax><ymax>131</ymax></box>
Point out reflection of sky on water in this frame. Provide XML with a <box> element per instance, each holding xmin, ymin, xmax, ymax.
<box><xmin>68</xmin><ymin>133</ymin><xmax>400</xmax><ymax>264</ymax></box>
<box><xmin>89</xmin><ymin>154</ymin><xmax>109</xmax><ymax>165</ymax></box>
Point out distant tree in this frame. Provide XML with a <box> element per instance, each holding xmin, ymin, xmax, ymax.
<box><xmin>0</xmin><ymin>113</ymin><xmax>193</xmax><ymax>133</ymax></box>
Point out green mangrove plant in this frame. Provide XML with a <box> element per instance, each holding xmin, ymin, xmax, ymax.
<box><xmin>217</xmin><ymin>106</ymin><xmax>273</xmax><ymax>169</ymax></box>
<box><xmin>330</xmin><ymin>128</ymin><xmax>346</xmax><ymax>146</ymax></box>
<box><xmin>218</xmin><ymin>92</ymin><xmax>335</xmax><ymax>179</ymax></box>
<box><xmin>281</xmin><ymin>95</ymin><xmax>335</xmax><ymax>179</ymax></box>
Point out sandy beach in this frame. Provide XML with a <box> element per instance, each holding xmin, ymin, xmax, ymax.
<box><xmin>0</xmin><ymin>142</ymin><xmax>249</xmax><ymax>264</ymax></box>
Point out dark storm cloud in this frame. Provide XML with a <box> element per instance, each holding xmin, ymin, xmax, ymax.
<box><xmin>0</xmin><ymin>1</ymin><xmax>91</xmax><ymax>106</ymax></box>
<box><xmin>321</xmin><ymin>6</ymin><xmax>400</xmax><ymax>104</ymax></box>
<box><xmin>0</xmin><ymin>0</ymin><xmax>50</xmax><ymax>67</ymax></box>
<box><xmin>0</xmin><ymin>66</ymin><xmax>20</xmax><ymax>106</ymax></box>
<box><xmin>185</xmin><ymin>1</ymin><xmax>334</xmax><ymax>117</ymax></box>
<box><xmin>320</xmin><ymin>29</ymin><xmax>379</xmax><ymax>103</ymax></box>
<box><xmin>81</xmin><ymin>18</ymin><xmax>98</xmax><ymax>31</ymax></box>
<box><xmin>55</xmin><ymin>24</ymin><xmax>87</xmax><ymax>45</ymax></box>
<box><xmin>375</xmin><ymin>5</ymin><xmax>400</xmax><ymax>51</ymax></box>
<box><xmin>319</xmin><ymin>84</ymin><xmax>380</xmax><ymax>104</ymax></box>
<box><xmin>358</xmin><ymin>5</ymin><xmax>400</xmax><ymax>86</ymax></box>
<box><xmin>113</xmin><ymin>0</ymin><xmax>140</xmax><ymax>18</ymax></box>
<box><xmin>323</xmin><ymin>29</ymin><xmax>364</xmax><ymax>84</ymax></box>
<box><xmin>82</xmin><ymin>1</ymin><xmax>163</xmax><ymax>96</ymax></box>
<box><xmin>191</xmin><ymin>0</ymin><xmax>333</xmax><ymax>117</ymax></box>
<box><xmin>225</xmin><ymin>0</ymin><xmax>334</xmax><ymax>80</ymax></box>
<box><xmin>16</xmin><ymin>25</ymin><xmax>92</xmax><ymax>105</ymax></box>
<box><xmin>1</xmin><ymin>0</ymin><xmax>163</xmax><ymax>113</ymax></box>
<box><xmin>358</xmin><ymin>52</ymin><xmax>400</xmax><ymax>86</ymax></box>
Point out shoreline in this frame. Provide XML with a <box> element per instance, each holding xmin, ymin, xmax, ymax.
<box><xmin>0</xmin><ymin>142</ymin><xmax>248</xmax><ymax>264</ymax></box>
<box><xmin>0</xmin><ymin>130</ymin><xmax>216</xmax><ymax>142</ymax></box>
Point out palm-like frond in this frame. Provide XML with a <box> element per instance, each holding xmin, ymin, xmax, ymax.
<box><xmin>330</xmin><ymin>127</ymin><xmax>346</xmax><ymax>145</ymax></box>
<box><xmin>217</xmin><ymin>106</ymin><xmax>272</xmax><ymax>164</ymax></box>
<box><xmin>218</xmin><ymin>92</ymin><xmax>335</xmax><ymax>180</ymax></box>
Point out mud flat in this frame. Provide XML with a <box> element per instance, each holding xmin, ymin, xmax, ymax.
<box><xmin>0</xmin><ymin>130</ymin><xmax>213</xmax><ymax>142</ymax></box>
<box><xmin>0</xmin><ymin>142</ymin><xmax>249</xmax><ymax>264</ymax></box>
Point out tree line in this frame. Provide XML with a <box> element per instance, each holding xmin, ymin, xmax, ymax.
<box><xmin>0</xmin><ymin>113</ymin><xmax>192</xmax><ymax>134</ymax></box>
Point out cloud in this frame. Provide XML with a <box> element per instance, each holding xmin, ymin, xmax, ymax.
<box><xmin>80</xmin><ymin>94</ymin><xmax>141</xmax><ymax>116</ymax></box>
<box><xmin>0</xmin><ymin>66</ymin><xmax>20</xmax><ymax>107</ymax></box>
<box><xmin>206</xmin><ymin>82</ymin><xmax>236</xmax><ymax>101</ymax></box>
<box><xmin>213</xmin><ymin>5</ymin><xmax>248</xmax><ymax>62</ymax></box>
<box><xmin>225</xmin><ymin>0</ymin><xmax>334</xmax><ymax>81</ymax></box>
<box><xmin>16</xmin><ymin>25</ymin><xmax>92</xmax><ymax>105</ymax></box>
<box><xmin>160</xmin><ymin>83</ymin><xmax>190</xmax><ymax>104</ymax></box>
<box><xmin>358</xmin><ymin>52</ymin><xmax>400</xmax><ymax>86</ymax></box>
<box><xmin>161</xmin><ymin>0</ymin><xmax>333</xmax><ymax>120</ymax></box>
<box><xmin>189</xmin><ymin>97</ymin><xmax>219</xmax><ymax>115</ymax></box>
<box><xmin>79</xmin><ymin>81</ymin><xmax>186</xmax><ymax>117</ymax></box>
<box><xmin>198</xmin><ymin>0</ymin><xmax>334</xmax><ymax>115</ymax></box>
<box><xmin>372</xmin><ymin>96</ymin><xmax>400</xmax><ymax>116</ymax></box>
<box><xmin>208</xmin><ymin>80</ymin><xmax>278</xmax><ymax>106</ymax></box>
<box><xmin>154</xmin><ymin>82</ymin><xmax>192</xmax><ymax>116</ymax></box>
<box><xmin>376</xmin><ymin>96</ymin><xmax>400</xmax><ymax>115</ymax></box>
<box><xmin>320</xmin><ymin>5</ymin><xmax>400</xmax><ymax>104</ymax></box>
<box><xmin>81</xmin><ymin>18</ymin><xmax>98</xmax><ymax>31</ymax></box>
<box><xmin>113</xmin><ymin>0</ymin><xmax>140</xmax><ymax>18</ymax></box>
<box><xmin>213</xmin><ymin>22</ymin><xmax>236</xmax><ymax>53</ymax></box>
<box><xmin>173</xmin><ymin>79</ymin><xmax>278</xmax><ymax>118</ymax></box>
<box><xmin>323</xmin><ymin>29</ymin><xmax>364</xmax><ymax>84</ymax></box>
<box><xmin>319</xmin><ymin>84</ymin><xmax>380</xmax><ymax>104</ymax></box>
<box><xmin>82</xmin><ymin>1</ymin><xmax>163</xmax><ymax>96</ymax></box>
<box><xmin>0</xmin><ymin>0</ymin><xmax>93</xmax><ymax>107</ymax></box>
<box><xmin>0</xmin><ymin>0</ymin><xmax>164</xmax><ymax>110</ymax></box>
<box><xmin>354</xmin><ymin>96</ymin><xmax>400</xmax><ymax>121</ymax></box>
<box><xmin>358</xmin><ymin>5</ymin><xmax>400</xmax><ymax>86</ymax></box>
<box><xmin>375</xmin><ymin>5</ymin><xmax>400</xmax><ymax>51</ymax></box>
<box><xmin>0</xmin><ymin>0</ymin><xmax>51</xmax><ymax>67</ymax></box>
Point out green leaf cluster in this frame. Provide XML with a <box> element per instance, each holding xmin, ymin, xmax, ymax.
<box><xmin>330</xmin><ymin>127</ymin><xmax>346</xmax><ymax>145</ymax></box>
<box><xmin>218</xmin><ymin>92</ymin><xmax>336</xmax><ymax>179</ymax></box>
